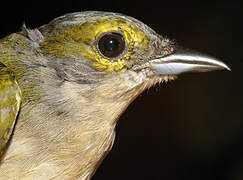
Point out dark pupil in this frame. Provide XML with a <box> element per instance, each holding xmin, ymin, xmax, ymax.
<box><xmin>104</xmin><ymin>38</ymin><xmax>119</xmax><ymax>52</ymax></box>
<box><xmin>98</xmin><ymin>32</ymin><xmax>125</xmax><ymax>58</ymax></box>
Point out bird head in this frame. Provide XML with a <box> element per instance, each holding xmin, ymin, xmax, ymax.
<box><xmin>36</xmin><ymin>11</ymin><xmax>230</xmax><ymax>124</ymax></box>
<box><xmin>39</xmin><ymin>12</ymin><xmax>229</xmax><ymax>78</ymax></box>
<box><xmin>37</xmin><ymin>11</ymin><xmax>229</xmax><ymax>122</ymax></box>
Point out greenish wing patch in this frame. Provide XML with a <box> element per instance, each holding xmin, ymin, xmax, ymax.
<box><xmin>0</xmin><ymin>62</ymin><xmax>21</xmax><ymax>156</ymax></box>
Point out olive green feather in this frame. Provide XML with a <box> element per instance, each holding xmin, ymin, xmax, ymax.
<box><xmin>0</xmin><ymin>62</ymin><xmax>21</xmax><ymax>156</ymax></box>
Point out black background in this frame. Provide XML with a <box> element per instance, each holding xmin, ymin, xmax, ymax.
<box><xmin>1</xmin><ymin>1</ymin><xmax>242</xmax><ymax>180</ymax></box>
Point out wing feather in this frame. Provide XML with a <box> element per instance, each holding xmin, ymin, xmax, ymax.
<box><xmin>0</xmin><ymin>62</ymin><xmax>21</xmax><ymax>156</ymax></box>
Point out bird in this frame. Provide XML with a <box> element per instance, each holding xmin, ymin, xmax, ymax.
<box><xmin>0</xmin><ymin>11</ymin><xmax>229</xmax><ymax>179</ymax></box>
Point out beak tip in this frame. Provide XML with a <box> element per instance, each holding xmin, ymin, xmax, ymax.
<box><xmin>217</xmin><ymin>62</ymin><xmax>231</xmax><ymax>71</ymax></box>
<box><xmin>225</xmin><ymin>65</ymin><xmax>231</xmax><ymax>71</ymax></box>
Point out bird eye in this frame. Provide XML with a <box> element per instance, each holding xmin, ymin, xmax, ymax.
<box><xmin>97</xmin><ymin>32</ymin><xmax>126</xmax><ymax>58</ymax></box>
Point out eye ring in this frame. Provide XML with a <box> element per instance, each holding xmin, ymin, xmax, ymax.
<box><xmin>97</xmin><ymin>31</ymin><xmax>127</xmax><ymax>59</ymax></box>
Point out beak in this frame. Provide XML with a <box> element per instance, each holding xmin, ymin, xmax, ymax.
<box><xmin>149</xmin><ymin>46</ymin><xmax>230</xmax><ymax>75</ymax></box>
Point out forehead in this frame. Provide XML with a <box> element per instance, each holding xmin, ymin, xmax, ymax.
<box><xmin>40</xmin><ymin>11</ymin><xmax>151</xmax><ymax>32</ymax></box>
<box><xmin>39</xmin><ymin>11</ymin><xmax>153</xmax><ymax>44</ymax></box>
